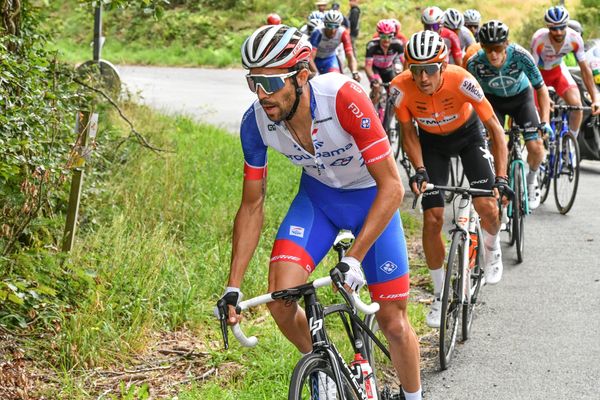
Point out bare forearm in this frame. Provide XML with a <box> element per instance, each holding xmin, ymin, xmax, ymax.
<box><xmin>228</xmin><ymin>203</ymin><xmax>264</xmax><ymax>287</ymax></box>
<box><xmin>537</xmin><ymin>86</ymin><xmax>551</xmax><ymax>123</ymax></box>
<box><xmin>347</xmin><ymin>179</ymin><xmax>403</xmax><ymax>261</ymax></box>
<box><xmin>581</xmin><ymin>65</ymin><xmax>598</xmax><ymax>102</ymax></box>
<box><xmin>403</xmin><ymin>123</ymin><xmax>424</xmax><ymax>169</ymax></box>
<box><xmin>485</xmin><ymin>119</ymin><xmax>508</xmax><ymax>176</ymax></box>
<box><xmin>349</xmin><ymin>55</ymin><xmax>358</xmax><ymax>73</ymax></box>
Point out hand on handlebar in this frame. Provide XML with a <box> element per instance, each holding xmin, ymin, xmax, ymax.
<box><xmin>330</xmin><ymin>256</ymin><xmax>366</xmax><ymax>293</ymax></box>
<box><xmin>215</xmin><ymin>287</ymin><xmax>243</xmax><ymax>325</ymax></box>
<box><xmin>493</xmin><ymin>176</ymin><xmax>514</xmax><ymax>204</ymax></box>
<box><xmin>591</xmin><ymin>100</ymin><xmax>600</xmax><ymax>116</ymax></box>
<box><xmin>409</xmin><ymin>167</ymin><xmax>429</xmax><ymax>194</ymax></box>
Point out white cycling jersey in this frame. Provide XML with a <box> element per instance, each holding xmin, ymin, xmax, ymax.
<box><xmin>531</xmin><ymin>27</ymin><xmax>586</xmax><ymax>70</ymax></box>
<box><xmin>240</xmin><ymin>73</ymin><xmax>391</xmax><ymax>189</ymax></box>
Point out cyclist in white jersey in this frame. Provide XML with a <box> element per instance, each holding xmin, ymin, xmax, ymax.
<box><xmin>531</xmin><ymin>6</ymin><xmax>600</xmax><ymax>136</ymax></box>
<box><xmin>219</xmin><ymin>25</ymin><xmax>422</xmax><ymax>400</ymax></box>
<box><xmin>309</xmin><ymin>9</ymin><xmax>360</xmax><ymax>81</ymax></box>
<box><xmin>443</xmin><ymin>8</ymin><xmax>475</xmax><ymax>52</ymax></box>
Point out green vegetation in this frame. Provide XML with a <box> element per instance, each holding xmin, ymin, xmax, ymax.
<box><xmin>10</xmin><ymin>103</ymin><xmax>426</xmax><ymax>398</ymax></box>
<box><xmin>45</xmin><ymin>0</ymin><xmax>588</xmax><ymax>68</ymax></box>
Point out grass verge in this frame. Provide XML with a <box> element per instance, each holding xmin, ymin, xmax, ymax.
<box><xmin>16</xmin><ymin>103</ymin><xmax>430</xmax><ymax>398</ymax></box>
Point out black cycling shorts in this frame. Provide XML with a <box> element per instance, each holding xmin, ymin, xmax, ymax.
<box><xmin>373</xmin><ymin>66</ymin><xmax>396</xmax><ymax>84</ymax></box>
<box><xmin>418</xmin><ymin>111</ymin><xmax>496</xmax><ymax>210</ymax></box>
<box><xmin>486</xmin><ymin>86</ymin><xmax>541</xmax><ymax>142</ymax></box>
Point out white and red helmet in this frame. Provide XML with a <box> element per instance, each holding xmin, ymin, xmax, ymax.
<box><xmin>242</xmin><ymin>25</ymin><xmax>312</xmax><ymax>69</ymax></box>
<box><xmin>421</xmin><ymin>6</ymin><xmax>444</xmax><ymax>25</ymax></box>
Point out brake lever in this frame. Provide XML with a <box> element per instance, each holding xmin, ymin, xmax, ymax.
<box><xmin>216</xmin><ymin>299</ymin><xmax>229</xmax><ymax>350</ymax></box>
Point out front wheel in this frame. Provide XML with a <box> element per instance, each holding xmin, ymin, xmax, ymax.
<box><xmin>511</xmin><ymin>162</ymin><xmax>525</xmax><ymax>263</ymax></box>
<box><xmin>462</xmin><ymin>225</ymin><xmax>483</xmax><ymax>341</ymax></box>
<box><xmin>439</xmin><ymin>231</ymin><xmax>463</xmax><ymax>370</ymax></box>
<box><xmin>364</xmin><ymin>315</ymin><xmax>402</xmax><ymax>398</ymax></box>
<box><xmin>553</xmin><ymin>132</ymin><xmax>580</xmax><ymax>214</ymax></box>
<box><xmin>289</xmin><ymin>353</ymin><xmax>360</xmax><ymax>400</ymax></box>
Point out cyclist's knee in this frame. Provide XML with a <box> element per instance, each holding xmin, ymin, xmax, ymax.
<box><xmin>267</xmin><ymin>299</ymin><xmax>297</xmax><ymax>320</ymax></box>
<box><xmin>527</xmin><ymin>139</ymin><xmax>545</xmax><ymax>160</ymax></box>
<box><xmin>474</xmin><ymin>198</ymin><xmax>499</xmax><ymax>222</ymax></box>
<box><xmin>423</xmin><ymin>209</ymin><xmax>444</xmax><ymax>233</ymax></box>
<box><xmin>376</xmin><ymin>305</ymin><xmax>414</xmax><ymax>343</ymax></box>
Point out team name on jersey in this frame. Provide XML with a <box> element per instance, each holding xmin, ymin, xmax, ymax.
<box><xmin>460</xmin><ymin>78</ymin><xmax>484</xmax><ymax>101</ymax></box>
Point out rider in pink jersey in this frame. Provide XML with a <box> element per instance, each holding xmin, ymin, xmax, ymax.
<box><xmin>220</xmin><ymin>25</ymin><xmax>423</xmax><ymax>400</ymax></box>
<box><xmin>530</xmin><ymin>6</ymin><xmax>600</xmax><ymax>135</ymax></box>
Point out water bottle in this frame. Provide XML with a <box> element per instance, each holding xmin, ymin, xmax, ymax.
<box><xmin>468</xmin><ymin>231</ymin><xmax>478</xmax><ymax>268</ymax></box>
<box><xmin>350</xmin><ymin>353</ymin><xmax>378</xmax><ymax>400</ymax></box>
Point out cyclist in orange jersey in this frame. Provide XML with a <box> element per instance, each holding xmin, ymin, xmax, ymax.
<box><xmin>390</xmin><ymin>31</ymin><xmax>509</xmax><ymax>328</ymax></box>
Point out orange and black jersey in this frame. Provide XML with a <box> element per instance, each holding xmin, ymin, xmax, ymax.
<box><xmin>390</xmin><ymin>64</ymin><xmax>495</xmax><ymax>134</ymax></box>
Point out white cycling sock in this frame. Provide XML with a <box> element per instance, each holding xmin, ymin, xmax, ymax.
<box><xmin>402</xmin><ymin>386</ymin><xmax>422</xmax><ymax>400</ymax></box>
<box><xmin>483</xmin><ymin>229</ymin><xmax>500</xmax><ymax>251</ymax></box>
<box><xmin>430</xmin><ymin>267</ymin><xmax>444</xmax><ymax>298</ymax></box>
<box><xmin>569</xmin><ymin>128</ymin><xmax>579</xmax><ymax>138</ymax></box>
<box><xmin>527</xmin><ymin>168</ymin><xmax>538</xmax><ymax>186</ymax></box>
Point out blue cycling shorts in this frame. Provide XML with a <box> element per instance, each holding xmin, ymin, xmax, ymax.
<box><xmin>314</xmin><ymin>55</ymin><xmax>342</xmax><ymax>74</ymax></box>
<box><xmin>270</xmin><ymin>173</ymin><xmax>410</xmax><ymax>301</ymax></box>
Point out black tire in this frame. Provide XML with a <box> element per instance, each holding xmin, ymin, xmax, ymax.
<box><xmin>512</xmin><ymin>163</ymin><xmax>524</xmax><ymax>263</ymax></box>
<box><xmin>462</xmin><ymin>225</ymin><xmax>483</xmax><ymax>341</ymax></box>
<box><xmin>445</xmin><ymin>159</ymin><xmax>457</xmax><ymax>203</ymax></box>
<box><xmin>387</xmin><ymin>117</ymin><xmax>402</xmax><ymax>161</ymax></box>
<box><xmin>539</xmin><ymin>155</ymin><xmax>551</xmax><ymax>204</ymax></box>
<box><xmin>364</xmin><ymin>315</ymin><xmax>402</xmax><ymax>397</ymax></box>
<box><xmin>553</xmin><ymin>132</ymin><xmax>580</xmax><ymax>214</ymax></box>
<box><xmin>289</xmin><ymin>353</ymin><xmax>360</xmax><ymax>400</ymax></box>
<box><xmin>439</xmin><ymin>231</ymin><xmax>463</xmax><ymax>370</ymax></box>
<box><xmin>454</xmin><ymin>156</ymin><xmax>466</xmax><ymax>187</ymax></box>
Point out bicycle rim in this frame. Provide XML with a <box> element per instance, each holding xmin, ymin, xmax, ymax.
<box><xmin>513</xmin><ymin>163</ymin><xmax>524</xmax><ymax>263</ymax></box>
<box><xmin>553</xmin><ymin>132</ymin><xmax>580</xmax><ymax>214</ymax></box>
<box><xmin>462</xmin><ymin>225</ymin><xmax>483</xmax><ymax>341</ymax></box>
<box><xmin>364</xmin><ymin>315</ymin><xmax>402</xmax><ymax>398</ymax></box>
<box><xmin>439</xmin><ymin>232</ymin><xmax>463</xmax><ymax>370</ymax></box>
<box><xmin>289</xmin><ymin>353</ymin><xmax>360</xmax><ymax>400</ymax></box>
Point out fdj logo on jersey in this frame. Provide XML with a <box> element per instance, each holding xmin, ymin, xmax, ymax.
<box><xmin>361</xmin><ymin>118</ymin><xmax>371</xmax><ymax>129</ymax></box>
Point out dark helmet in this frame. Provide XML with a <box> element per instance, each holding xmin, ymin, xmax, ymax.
<box><xmin>478</xmin><ymin>20</ymin><xmax>509</xmax><ymax>45</ymax></box>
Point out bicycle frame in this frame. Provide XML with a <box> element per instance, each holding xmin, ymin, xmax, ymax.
<box><xmin>544</xmin><ymin>108</ymin><xmax>569</xmax><ymax>183</ymax></box>
<box><xmin>448</xmin><ymin>191</ymin><xmax>480</xmax><ymax>308</ymax></box>
<box><xmin>506</xmin><ymin>127</ymin><xmax>530</xmax><ymax>217</ymax></box>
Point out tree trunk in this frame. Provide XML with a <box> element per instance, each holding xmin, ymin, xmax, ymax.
<box><xmin>0</xmin><ymin>0</ymin><xmax>22</xmax><ymax>37</ymax></box>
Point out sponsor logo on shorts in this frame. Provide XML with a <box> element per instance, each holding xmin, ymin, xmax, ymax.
<box><xmin>270</xmin><ymin>254</ymin><xmax>301</xmax><ymax>263</ymax></box>
<box><xmin>377</xmin><ymin>291</ymin><xmax>409</xmax><ymax>300</ymax></box>
<box><xmin>380</xmin><ymin>261</ymin><xmax>398</xmax><ymax>274</ymax></box>
<box><xmin>460</xmin><ymin>78</ymin><xmax>484</xmax><ymax>102</ymax></box>
<box><xmin>361</xmin><ymin>118</ymin><xmax>371</xmax><ymax>129</ymax></box>
<box><xmin>471</xmin><ymin>178</ymin><xmax>488</xmax><ymax>185</ymax></box>
<box><xmin>289</xmin><ymin>225</ymin><xmax>305</xmax><ymax>238</ymax></box>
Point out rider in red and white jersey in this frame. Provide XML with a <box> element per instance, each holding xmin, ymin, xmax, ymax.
<box><xmin>309</xmin><ymin>9</ymin><xmax>360</xmax><ymax>81</ymax></box>
<box><xmin>421</xmin><ymin>6</ymin><xmax>463</xmax><ymax>66</ymax></box>
<box><xmin>531</xmin><ymin>5</ymin><xmax>600</xmax><ymax>135</ymax></box>
<box><xmin>221</xmin><ymin>25</ymin><xmax>423</xmax><ymax>400</ymax></box>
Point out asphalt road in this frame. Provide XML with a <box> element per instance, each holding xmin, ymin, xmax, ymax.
<box><xmin>117</xmin><ymin>66</ymin><xmax>600</xmax><ymax>399</ymax></box>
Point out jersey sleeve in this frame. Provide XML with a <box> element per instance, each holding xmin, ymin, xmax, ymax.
<box><xmin>514</xmin><ymin>44</ymin><xmax>545</xmax><ymax>89</ymax></box>
<box><xmin>309</xmin><ymin>30</ymin><xmax>322</xmax><ymax>55</ymax></box>
<box><xmin>448</xmin><ymin>31</ymin><xmax>463</xmax><ymax>61</ymax></box>
<box><xmin>240</xmin><ymin>105</ymin><xmax>268</xmax><ymax>180</ymax></box>
<box><xmin>341</xmin><ymin>29</ymin><xmax>354</xmax><ymax>56</ymax></box>
<box><xmin>334</xmin><ymin>80</ymin><xmax>391</xmax><ymax>165</ymax></box>
<box><xmin>530</xmin><ymin>30</ymin><xmax>543</xmax><ymax>66</ymax></box>
<box><xmin>390</xmin><ymin>77</ymin><xmax>411</xmax><ymax>123</ymax></box>
<box><xmin>572</xmin><ymin>33</ymin><xmax>586</xmax><ymax>62</ymax></box>
<box><xmin>458</xmin><ymin>73</ymin><xmax>494</xmax><ymax>122</ymax></box>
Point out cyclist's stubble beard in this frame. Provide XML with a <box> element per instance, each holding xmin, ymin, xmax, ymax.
<box><xmin>260</xmin><ymin>85</ymin><xmax>295</xmax><ymax>123</ymax></box>
<box><xmin>549</xmin><ymin>29</ymin><xmax>566</xmax><ymax>43</ymax></box>
<box><xmin>413</xmin><ymin>69</ymin><xmax>443</xmax><ymax>95</ymax></box>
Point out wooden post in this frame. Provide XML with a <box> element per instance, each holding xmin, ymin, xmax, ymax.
<box><xmin>62</xmin><ymin>111</ymin><xmax>99</xmax><ymax>252</ymax></box>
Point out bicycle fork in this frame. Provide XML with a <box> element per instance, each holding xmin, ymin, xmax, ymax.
<box><xmin>454</xmin><ymin>196</ymin><xmax>477</xmax><ymax>306</ymax></box>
